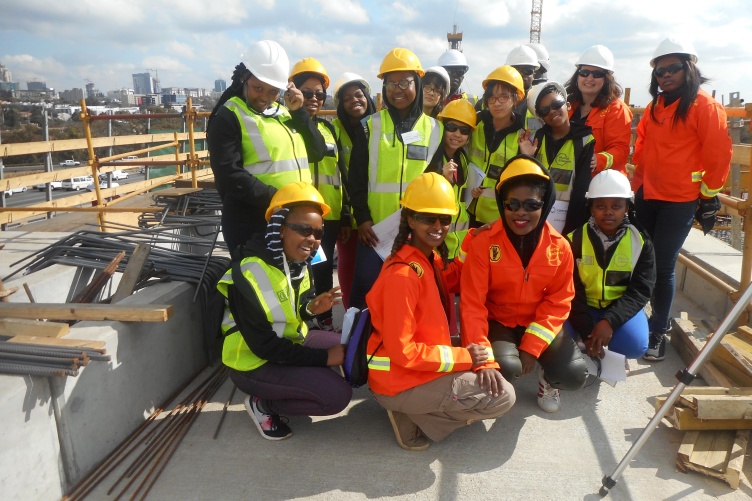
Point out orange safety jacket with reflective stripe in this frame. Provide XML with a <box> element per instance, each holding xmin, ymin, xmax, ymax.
<box><xmin>631</xmin><ymin>89</ymin><xmax>732</xmax><ymax>202</ymax></box>
<box><xmin>460</xmin><ymin>220</ymin><xmax>574</xmax><ymax>359</ymax></box>
<box><xmin>366</xmin><ymin>243</ymin><xmax>491</xmax><ymax>396</ymax></box>
<box><xmin>569</xmin><ymin>99</ymin><xmax>632</xmax><ymax>177</ymax></box>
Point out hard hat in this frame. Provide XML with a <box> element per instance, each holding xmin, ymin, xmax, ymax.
<box><xmin>437</xmin><ymin>49</ymin><xmax>468</xmax><ymax>70</ymax></box>
<box><xmin>333</xmin><ymin>72</ymin><xmax>371</xmax><ymax>107</ymax></box>
<box><xmin>265</xmin><ymin>182</ymin><xmax>331</xmax><ymax>221</ymax></box>
<box><xmin>495</xmin><ymin>156</ymin><xmax>549</xmax><ymax>192</ymax></box>
<box><xmin>504</xmin><ymin>45</ymin><xmax>540</xmax><ymax>69</ymax></box>
<box><xmin>575</xmin><ymin>45</ymin><xmax>615</xmax><ymax>72</ymax></box>
<box><xmin>650</xmin><ymin>37</ymin><xmax>698</xmax><ymax>67</ymax></box>
<box><xmin>526</xmin><ymin>43</ymin><xmax>551</xmax><ymax>72</ymax></box>
<box><xmin>482</xmin><ymin>65</ymin><xmax>525</xmax><ymax>100</ymax></box>
<box><xmin>585</xmin><ymin>170</ymin><xmax>634</xmax><ymax>199</ymax></box>
<box><xmin>378</xmin><ymin>48</ymin><xmax>424</xmax><ymax>79</ymax></box>
<box><xmin>437</xmin><ymin>99</ymin><xmax>477</xmax><ymax>129</ymax></box>
<box><xmin>241</xmin><ymin>40</ymin><xmax>290</xmax><ymax>89</ymax></box>
<box><xmin>401</xmin><ymin>172</ymin><xmax>458</xmax><ymax>215</ymax></box>
<box><xmin>289</xmin><ymin>57</ymin><xmax>330</xmax><ymax>89</ymax></box>
<box><xmin>423</xmin><ymin>66</ymin><xmax>451</xmax><ymax>93</ymax></box>
<box><xmin>526</xmin><ymin>81</ymin><xmax>567</xmax><ymax>117</ymax></box>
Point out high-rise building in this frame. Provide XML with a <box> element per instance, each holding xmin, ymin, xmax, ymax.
<box><xmin>0</xmin><ymin>63</ymin><xmax>13</xmax><ymax>83</ymax></box>
<box><xmin>60</xmin><ymin>88</ymin><xmax>85</xmax><ymax>103</ymax></box>
<box><xmin>214</xmin><ymin>79</ymin><xmax>226</xmax><ymax>93</ymax></box>
<box><xmin>132</xmin><ymin>72</ymin><xmax>154</xmax><ymax>95</ymax></box>
<box><xmin>85</xmin><ymin>82</ymin><xmax>95</xmax><ymax>99</ymax></box>
<box><xmin>27</xmin><ymin>81</ymin><xmax>48</xmax><ymax>91</ymax></box>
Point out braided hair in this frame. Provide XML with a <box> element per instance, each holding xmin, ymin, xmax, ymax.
<box><xmin>389</xmin><ymin>208</ymin><xmax>450</xmax><ymax>268</ymax></box>
<box><xmin>208</xmin><ymin>62</ymin><xmax>252</xmax><ymax>129</ymax></box>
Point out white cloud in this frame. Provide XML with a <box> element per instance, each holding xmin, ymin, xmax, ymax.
<box><xmin>2</xmin><ymin>54</ymin><xmax>66</xmax><ymax>85</ymax></box>
<box><xmin>460</xmin><ymin>0</ymin><xmax>513</xmax><ymax>27</ymax></box>
<box><xmin>167</xmin><ymin>42</ymin><xmax>195</xmax><ymax>59</ymax></box>
<box><xmin>307</xmin><ymin>0</ymin><xmax>369</xmax><ymax>25</ymax></box>
<box><xmin>390</xmin><ymin>2</ymin><xmax>417</xmax><ymax>21</ymax></box>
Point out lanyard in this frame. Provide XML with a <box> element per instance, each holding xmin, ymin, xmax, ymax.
<box><xmin>281</xmin><ymin>253</ymin><xmax>298</xmax><ymax>313</ymax></box>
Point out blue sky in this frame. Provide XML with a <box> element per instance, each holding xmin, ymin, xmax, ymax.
<box><xmin>1</xmin><ymin>0</ymin><xmax>750</xmax><ymax>107</ymax></box>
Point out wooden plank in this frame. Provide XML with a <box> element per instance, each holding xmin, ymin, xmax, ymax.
<box><xmin>677</xmin><ymin>430</ymin><xmax>748</xmax><ymax>489</ymax></box>
<box><xmin>0</xmin><ymin>303</ymin><xmax>173</xmax><ymax>322</ymax></box>
<box><xmin>671</xmin><ymin>317</ymin><xmax>738</xmax><ymax>387</ymax></box>
<box><xmin>672</xmin><ymin>407</ymin><xmax>752</xmax><ymax>431</ymax></box>
<box><xmin>731</xmin><ymin>144</ymin><xmax>751</xmax><ymax>167</ymax></box>
<box><xmin>0</xmin><ymin>132</ymin><xmax>206</xmax><ymax>157</ymax></box>
<box><xmin>678</xmin><ymin>387</ymin><xmax>752</xmax><ymax>396</ymax></box>
<box><xmin>0</xmin><ymin>319</ymin><xmax>70</xmax><ymax>338</ymax></box>
<box><xmin>6</xmin><ymin>336</ymin><xmax>106</xmax><ymax>350</ymax></box>
<box><xmin>110</xmin><ymin>244</ymin><xmax>151</xmax><ymax>304</ymax></box>
<box><xmin>692</xmin><ymin>394</ymin><xmax>752</xmax><ymax>420</ymax></box>
<box><xmin>71</xmin><ymin>251</ymin><xmax>125</xmax><ymax>304</ymax></box>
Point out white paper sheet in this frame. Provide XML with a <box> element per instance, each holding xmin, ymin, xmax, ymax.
<box><xmin>578</xmin><ymin>342</ymin><xmax>627</xmax><ymax>387</ymax></box>
<box><xmin>341</xmin><ymin>307</ymin><xmax>360</xmax><ymax>344</ymax></box>
<box><xmin>465</xmin><ymin>163</ymin><xmax>487</xmax><ymax>207</ymax></box>
<box><xmin>310</xmin><ymin>245</ymin><xmax>327</xmax><ymax>265</ymax></box>
<box><xmin>371</xmin><ymin>210</ymin><xmax>402</xmax><ymax>261</ymax></box>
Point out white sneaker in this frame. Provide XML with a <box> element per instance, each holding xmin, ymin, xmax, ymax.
<box><xmin>537</xmin><ymin>366</ymin><xmax>561</xmax><ymax>413</ymax></box>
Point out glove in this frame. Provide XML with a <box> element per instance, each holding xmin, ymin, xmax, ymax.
<box><xmin>695</xmin><ymin>196</ymin><xmax>721</xmax><ymax>235</ymax></box>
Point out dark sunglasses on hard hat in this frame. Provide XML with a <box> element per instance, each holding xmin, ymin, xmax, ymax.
<box><xmin>504</xmin><ymin>198</ymin><xmax>545</xmax><ymax>212</ymax></box>
<box><xmin>536</xmin><ymin>98</ymin><xmax>566</xmax><ymax>117</ymax></box>
<box><xmin>301</xmin><ymin>89</ymin><xmax>327</xmax><ymax>101</ymax></box>
<box><xmin>283</xmin><ymin>222</ymin><xmax>324</xmax><ymax>240</ymax></box>
<box><xmin>653</xmin><ymin>62</ymin><xmax>684</xmax><ymax>78</ymax></box>
<box><xmin>444</xmin><ymin>122</ymin><xmax>471</xmax><ymax>135</ymax></box>
<box><xmin>412</xmin><ymin>213</ymin><xmax>453</xmax><ymax>226</ymax></box>
<box><xmin>577</xmin><ymin>69</ymin><xmax>608</xmax><ymax>79</ymax></box>
<box><xmin>514</xmin><ymin>67</ymin><xmax>536</xmax><ymax>76</ymax></box>
<box><xmin>384</xmin><ymin>78</ymin><xmax>414</xmax><ymax>92</ymax></box>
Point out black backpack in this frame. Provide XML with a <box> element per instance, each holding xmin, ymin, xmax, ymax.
<box><xmin>342</xmin><ymin>308</ymin><xmax>381</xmax><ymax>387</ymax></box>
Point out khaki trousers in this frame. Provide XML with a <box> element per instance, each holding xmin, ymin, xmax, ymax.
<box><xmin>373</xmin><ymin>372</ymin><xmax>515</xmax><ymax>442</ymax></box>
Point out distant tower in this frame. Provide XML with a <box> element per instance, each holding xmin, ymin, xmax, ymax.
<box><xmin>85</xmin><ymin>80</ymin><xmax>95</xmax><ymax>99</ymax></box>
<box><xmin>447</xmin><ymin>24</ymin><xmax>463</xmax><ymax>51</ymax></box>
<box><xmin>214</xmin><ymin>79</ymin><xmax>227</xmax><ymax>93</ymax></box>
<box><xmin>530</xmin><ymin>0</ymin><xmax>543</xmax><ymax>43</ymax></box>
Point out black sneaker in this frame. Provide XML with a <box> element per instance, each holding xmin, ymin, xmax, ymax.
<box><xmin>244</xmin><ymin>395</ymin><xmax>292</xmax><ymax>440</ymax></box>
<box><xmin>643</xmin><ymin>333</ymin><xmax>666</xmax><ymax>361</ymax></box>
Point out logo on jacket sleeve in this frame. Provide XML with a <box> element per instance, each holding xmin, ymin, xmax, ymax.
<box><xmin>489</xmin><ymin>245</ymin><xmax>501</xmax><ymax>262</ymax></box>
<box><xmin>277</xmin><ymin>290</ymin><xmax>289</xmax><ymax>302</ymax></box>
<box><xmin>408</xmin><ymin>261</ymin><xmax>424</xmax><ymax>277</ymax></box>
<box><xmin>546</xmin><ymin>244</ymin><xmax>563</xmax><ymax>265</ymax></box>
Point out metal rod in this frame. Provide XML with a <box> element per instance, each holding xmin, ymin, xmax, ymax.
<box><xmin>213</xmin><ymin>384</ymin><xmax>236</xmax><ymax>440</ymax></box>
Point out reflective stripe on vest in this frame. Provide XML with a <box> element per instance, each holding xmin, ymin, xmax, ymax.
<box><xmin>526</xmin><ymin>322</ymin><xmax>557</xmax><ymax>346</ymax></box>
<box><xmin>446</xmin><ymin>153</ymin><xmax>471</xmax><ymax>258</ymax></box>
<box><xmin>310</xmin><ymin>121</ymin><xmax>342</xmax><ymax>220</ymax></box>
<box><xmin>537</xmin><ymin>135</ymin><xmax>593</xmax><ymax>201</ymax></box>
<box><xmin>332</xmin><ymin>118</ymin><xmax>354</xmax><ymax>169</ymax></box>
<box><xmin>366</xmin><ymin>111</ymin><xmax>442</xmax><ymax>223</ymax></box>
<box><xmin>224</xmin><ymin>97</ymin><xmax>311</xmax><ymax>185</ymax></box>
<box><xmin>572</xmin><ymin>224</ymin><xmax>644</xmax><ymax>309</ymax></box>
<box><xmin>368</xmin><ymin>355</ymin><xmax>391</xmax><ymax>371</ymax></box>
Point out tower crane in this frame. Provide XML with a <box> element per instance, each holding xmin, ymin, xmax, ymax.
<box><xmin>530</xmin><ymin>0</ymin><xmax>543</xmax><ymax>43</ymax></box>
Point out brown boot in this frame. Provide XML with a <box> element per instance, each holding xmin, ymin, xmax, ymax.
<box><xmin>387</xmin><ymin>410</ymin><xmax>430</xmax><ymax>451</ymax></box>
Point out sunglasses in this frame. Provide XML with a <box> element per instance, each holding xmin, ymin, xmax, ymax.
<box><xmin>412</xmin><ymin>213</ymin><xmax>453</xmax><ymax>226</ymax></box>
<box><xmin>444</xmin><ymin>122</ymin><xmax>471</xmax><ymax>135</ymax></box>
<box><xmin>537</xmin><ymin>98</ymin><xmax>566</xmax><ymax>117</ymax></box>
<box><xmin>577</xmin><ymin>69</ymin><xmax>608</xmax><ymax>79</ymax></box>
<box><xmin>446</xmin><ymin>68</ymin><xmax>467</xmax><ymax>77</ymax></box>
<box><xmin>384</xmin><ymin>78</ymin><xmax>414</xmax><ymax>92</ymax></box>
<box><xmin>283</xmin><ymin>222</ymin><xmax>324</xmax><ymax>240</ymax></box>
<box><xmin>301</xmin><ymin>89</ymin><xmax>327</xmax><ymax>101</ymax></box>
<box><xmin>504</xmin><ymin>198</ymin><xmax>544</xmax><ymax>212</ymax></box>
<box><xmin>654</xmin><ymin>62</ymin><xmax>684</xmax><ymax>78</ymax></box>
<box><xmin>514</xmin><ymin>67</ymin><xmax>536</xmax><ymax>76</ymax></box>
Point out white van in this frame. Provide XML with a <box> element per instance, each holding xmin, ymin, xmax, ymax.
<box><xmin>62</xmin><ymin>176</ymin><xmax>94</xmax><ymax>191</ymax></box>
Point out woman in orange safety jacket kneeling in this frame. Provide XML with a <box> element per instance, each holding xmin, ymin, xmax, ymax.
<box><xmin>366</xmin><ymin>172</ymin><xmax>515</xmax><ymax>451</ymax></box>
<box><xmin>460</xmin><ymin>155</ymin><xmax>587</xmax><ymax>414</ymax></box>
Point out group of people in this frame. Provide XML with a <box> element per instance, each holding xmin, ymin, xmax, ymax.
<box><xmin>208</xmin><ymin>36</ymin><xmax>732</xmax><ymax>449</ymax></box>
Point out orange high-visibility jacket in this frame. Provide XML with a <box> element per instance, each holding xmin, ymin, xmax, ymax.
<box><xmin>632</xmin><ymin>89</ymin><xmax>732</xmax><ymax>201</ymax></box>
<box><xmin>366</xmin><ymin>244</ymin><xmax>494</xmax><ymax>396</ymax></box>
<box><xmin>460</xmin><ymin>220</ymin><xmax>574</xmax><ymax>359</ymax></box>
<box><xmin>569</xmin><ymin>99</ymin><xmax>632</xmax><ymax>177</ymax></box>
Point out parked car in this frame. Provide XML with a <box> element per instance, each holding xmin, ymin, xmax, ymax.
<box><xmin>110</xmin><ymin>170</ymin><xmax>129</xmax><ymax>180</ymax></box>
<box><xmin>86</xmin><ymin>181</ymin><xmax>120</xmax><ymax>191</ymax></box>
<box><xmin>59</xmin><ymin>160</ymin><xmax>81</xmax><ymax>167</ymax></box>
<box><xmin>62</xmin><ymin>176</ymin><xmax>94</xmax><ymax>191</ymax></box>
<box><xmin>2</xmin><ymin>186</ymin><xmax>28</xmax><ymax>196</ymax></box>
<box><xmin>36</xmin><ymin>181</ymin><xmax>64</xmax><ymax>191</ymax></box>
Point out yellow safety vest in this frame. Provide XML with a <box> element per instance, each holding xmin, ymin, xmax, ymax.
<box><xmin>217</xmin><ymin>257</ymin><xmax>310</xmax><ymax>372</ymax></box>
<box><xmin>223</xmin><ymin>96</ymin><xmax>311</xmax><ymax>188</ymax></box>
<box><xmin>537</xmin><ymin>134</ymin><xmax>594</xmax><ymax>201</ymax></box>
<box><xmin>311</xmin><ymin>121</ymin><xmax>342</xmax><ymax>221</ymax></box>
<box><xmin>569</xmin><ymin>224</ymin><xmax>644</xmax><ymax>308</ymax></box>
<box><xmin>332</xmin><ymin>117</ymin><xmax>354</xmax><ymax>170</ymax></box>
<box><xmin>467</xmin><ymin>121</ymin><xmax>520</xmax><ymax>224</ymax></box>
<box><xmin>366</xmin><ymin>110</ymin><xmax>442</xmax><ymax>224</ymax></box>
<box><xmin>445</xmin><ymin>152</ymin><xmax>471</xmax><ymax>259</ymax></box>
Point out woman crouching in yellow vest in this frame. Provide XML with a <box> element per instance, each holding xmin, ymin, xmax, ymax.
<box><xmin>217</xmin><ymin>182</ymin><xmax>352</xmax><ymax>440</ymax></box>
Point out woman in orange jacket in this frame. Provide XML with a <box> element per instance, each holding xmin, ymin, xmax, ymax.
<box><xmin>460</xmin><ymin>155</ymin><xmax>587</xmax><ymax>414</ymax></box>
<box><xmin>632</xmin><ymin>38</ymin><xmax>732</xmax><ymax>361</ymax></box>
<box><xmin>366</xmin><ymin>172</ymin><xmax>514</xmax><ymax>451</ymax></box>
<box><xmin>564</xmin><ymin>45</ymin><xmax>632</xmax><ymax>176</ymax></box>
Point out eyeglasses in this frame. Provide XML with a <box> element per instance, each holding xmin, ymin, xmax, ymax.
<box><xmin>536</xmin><ymin>98</ymin><xmax>566</xmax><ymax>117</ymax></box>
<box><xmin>514</xmin><ymin>67</ymin><xmax>536</xmax><ymax>76</ymax></box>
<box><xmin>412</xmin><ymin>213</ymin><xmax>453</xmax><ymax>226</ymax></box>
<box><xmin>384</xmin><ymin>78</ymin><xmax>414</xmax><ymax>92</ymax></box>
<box><xmin>423</xmin><ymin>85</ymin><xmax>443</xmax><ymax>96</ymax></box>
<box><xmin>444</xmin><ymin>122</ymin><xmax>471</xmax><ymax>135</ymax></box>
<box><xmin>283</xmin><ymin>222</ymin><xmax>324</xmax><ymax>240</ymax></box>
<box><xmin>654</xmin><ymin>62</ymin><xmax>684</xmax><ymax>78</ymax></box>
<box><xmin>487</xmin><ymin>93</ymin><xmax>513</xmax><ymax>105</ymax></box>
<box><xmin>577</xmin><ymin>69</ymin><xmax>608</xmax><ymax>79</ymax></box>
<box><xmin>301</xmin><ymin>89</ymin><xmax>327</xmax><ymax>101</ymax></box>
<box><xmin>504</xmin><ymin>198</ymin><xmax>544</xmax><ymax>212</ymax></box>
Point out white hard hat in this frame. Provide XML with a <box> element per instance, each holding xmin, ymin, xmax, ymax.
<box><xmin>650</xmin><ymin>37</ymin><xmax>698</xmax><ymax>67</ymax></box>
<box><xmin>575</xmin><ymin>45</ymin><xmax>615</xmax><ymax>72</ymax></box>
<box><xmin>526</xmin><ymin>43</ymin><xmax>551</xmax><ymax>72</ymax></box>
<box><xmin>505</xmin><ymin>45</ymin><xmax>540</xmax><ymax>68</ymax></box>
<box><xmin>437</xmin><ymin>49</ymin><xmax>468</xmax><ymax>70</ymax></box>
<box><xmin>241</xmin><ymin>40</ymin><xmax>290</xmax><ymax>89</ymax></box>
<box><xmin>585</xmin><ymin>170</ymin><xmax>634</xmax><ymax>199</ymax></box>
<box><xmin>526</xmin><ymin>81</ymin><xmax>567</xmax><ymax>117</ymax></box>
<box><xmin>333</xmin><ymin>72</ymin><xmax>371</xmax><ymax>107</ymax></box>
<box><xmin>424</xmin><ymin>66</ymin><xmax>451</xmax><ymax>93</ymax></box>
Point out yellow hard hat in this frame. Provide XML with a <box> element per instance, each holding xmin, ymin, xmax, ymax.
<box><xmin>289</xmin><ymin>57</ymin><xmax>330</xmax><ymax>89</ymax></box>
<box><xmin>377</xmin><ymin>48</ymin><xmax>424</xmax><ymax>79</ymax></box>
<box><xmin>265</xmin><ymin>182</ymin><xmax>331</xmax><ymax>221</ymax></box>
<box><xmin>482</xmin><ymin>65</ymin><xmax>525</xmax><ymax>101</ymax></box>
<box><xmin>495</xmin><ymin>156</ymin><xmax>549</xmax><ymax>192</ymax></box>
<box><xmin>401</xmin><ymin>173</ymin><xmax>458</xmax><ymax>215</ymax></box>
<box><xmin>437</xmin><ymin>99</ymin><xmax>477</xmax><ymax>129</ymax></box>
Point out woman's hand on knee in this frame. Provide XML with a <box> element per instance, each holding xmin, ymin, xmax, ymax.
<box><xmin>476</xmin><ymin>368</ymin><xmax>505</xmax><ymax>397</ymax></box>
<box><xmin>466</xmin><ymin>343</ymin><xmax>488</xmax><ymax>367</ymax></box>
<box><xmin>326</xmin><ymin>344</ymin><xmax>346</xmax><ymax>366</ymax></box>
<box><xmin>519</xmin><ymin>350</ymin><xmax>536</xmax><ymax>375</ymax></box>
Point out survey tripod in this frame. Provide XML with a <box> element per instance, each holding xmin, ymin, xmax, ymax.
<box><xmin>599</xmin><ymin>282</ymin><xmax>752</xmax><ymax>496</ymax></box>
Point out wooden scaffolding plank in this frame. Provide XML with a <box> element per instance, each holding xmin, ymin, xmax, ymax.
<box><xmin>672</xmin><ymin>407</ymin><xmax>752</xmax><ymax>431</ymax></box>
<box><xmin>677</xmin><ymin>430</ymin><xmax>749</xmax><ymax>489</ymax></box>
<box><xmin>0</xmin><ymin>319</ymin><xmax>70</xmax><ymax>338</ymax></box>
<box><xmin>672</xmin><ymin>317</ymin><xmax>740</xmax><ymax>386</ymax></box>
<box><xmin>6</xmin><ymin>336</ymin><xmax>106</xmax><ymax>350</ymax></box>
<box><xmin>692</xmin><ymin>394</ymin><xmax>752</xmax><ymax>420</ymax></box>
<box><xmin>110</xmin><ymin>244</ymin><xmax>151</xmax><ymax>304</ymax></box>
<box><xmin>0</xmin><ymin>303</ymin><xmax>173</xmax><ymax>322</ymax></box>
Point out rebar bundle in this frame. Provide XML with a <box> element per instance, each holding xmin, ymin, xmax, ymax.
<box><xmin>0</xmin><ymin>339</ymin><xmax>111</xmax><ymax>377</ymax></box>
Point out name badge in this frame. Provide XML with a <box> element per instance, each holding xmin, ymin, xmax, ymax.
<box><xmin>401</xmin><ymin>130</ymin><xmax>421</xmax><ymax>144</ymax></box>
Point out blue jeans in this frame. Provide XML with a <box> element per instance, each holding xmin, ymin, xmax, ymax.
<box><xmin>349</xmin><ymin>242</ymin><xmax>384</xmax><ymax>310</ymax></box>
<box><xmin>567</xmin><ymin>308</ymin><xmax>649</xmax><ymax>359</ymax></box>
<box><xmin>634</xmin><ymin>191</ymin><xmax>696</xmax><ymax>333</ymax></box>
